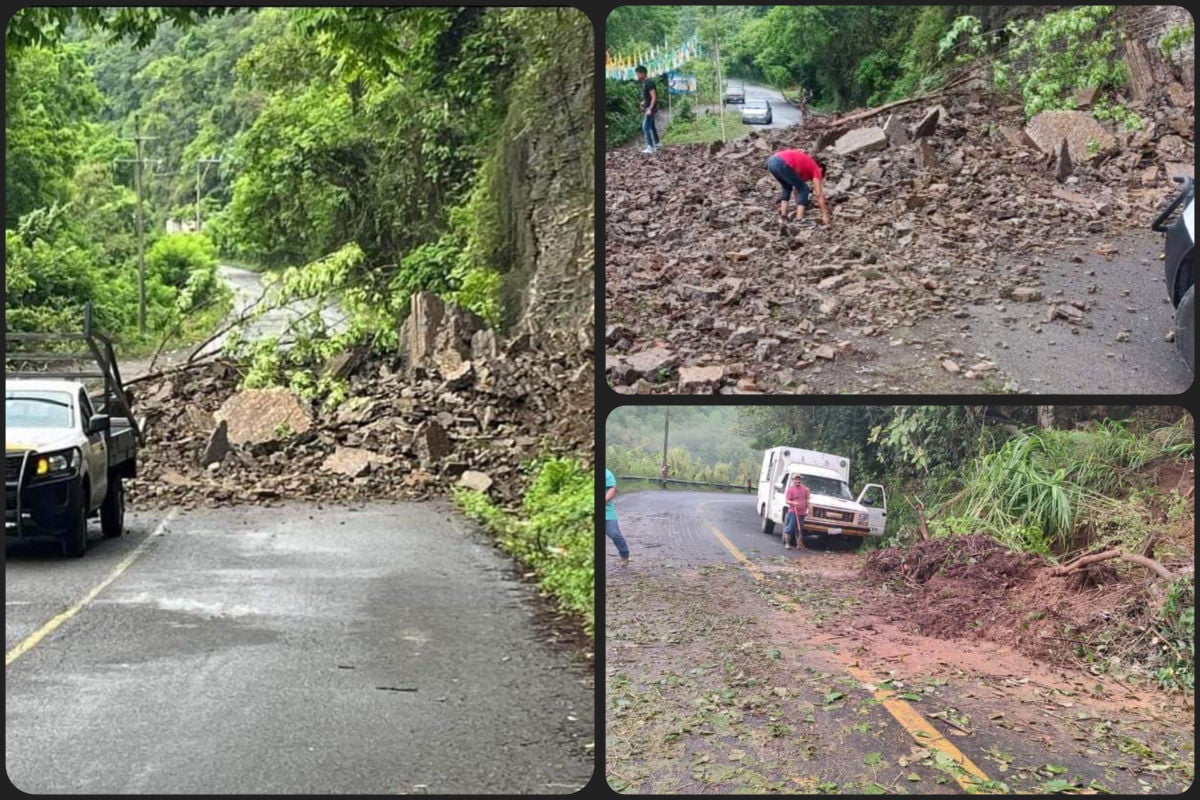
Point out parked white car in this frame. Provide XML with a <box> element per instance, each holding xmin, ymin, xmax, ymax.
<box><xmin>756</xmin><ymin>446</ymin><xmax>886</xmax><ymax>549</ymax></box>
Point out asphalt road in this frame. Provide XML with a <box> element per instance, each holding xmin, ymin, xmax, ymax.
<box><xmin>124</xmin><ymin>264</ymin><xmax>346</xmax><ymax>380</ymax></box>
<box><xmin>738</xmin><ymin>81</ymin><xmax>803</xmax><ymax>130</ymax></box>
<box><xmin>6</xmin><ymin>503</ymin><xmax>593</xmax><ymax>794</ymax></box>
<box><xmin>606</xmin><ymin>490</ymin><xmax>1192</xmax><ymax>794</ymax></box>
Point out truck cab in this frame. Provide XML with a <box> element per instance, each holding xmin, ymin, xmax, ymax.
<box><xmin>756</xmin><ymin>446</ymin><xmax>886</xmax><ymax>548</ymax></box>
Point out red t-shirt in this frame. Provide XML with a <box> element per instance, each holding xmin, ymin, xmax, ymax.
<box><xmin>785</xmin><ymin>483</ymin><xmax>810</xmax><ymax>515</ymax></box>
<box><xmin>777</xmin><ymin>150</ymin><xmax>822</xmax><ymax>181</ymax></box>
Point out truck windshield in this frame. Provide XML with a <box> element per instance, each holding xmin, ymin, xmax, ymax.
<box><xmin>5</xmin><ymin>392</ymin><xmax>74</xmax><ymax>429</ymax></box>
<box><xmin>798</xmin><ymin>474</ymin><xmax>853</xmax><ymax>500</ymax></box>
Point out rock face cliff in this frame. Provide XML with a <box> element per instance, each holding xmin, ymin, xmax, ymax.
<box><xmin>492</xmin><ymin>8</ymin><xmax>595</xmax><ymax>340</ymax></box>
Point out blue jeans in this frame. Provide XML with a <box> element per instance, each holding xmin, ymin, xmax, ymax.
<box><xmin>642</xmin><ymin>113</ymin><xmax>659</xmax><ymax>147</ymax></box>
<box><xmin>766</xmin><ymin>155</ymin><xmax>811</xmax><ymax>207</ymax></box>
<box><xmin>606</xmin><ymin>519</ymin><xmax>629</xmax><ymax>558</ymax></box>
<box><xmin>782</xmin><ymin>511</ymin><xmax>805</xmax><ymax>547</ymax></box>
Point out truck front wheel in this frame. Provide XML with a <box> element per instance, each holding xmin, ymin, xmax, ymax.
<box><xmin>62</xmin><ymin>498</ymin><xmax>88</xmax><ymax>558</ymax></box>
<box><xmin>1175</xmin><ymin>284</ymin><xmax>1194</xmax><ymax>371</ymax></box>
<box><xmin>101</xmin><ymin>476</ymin><xmax>124</xmax><ymax>538</ymax></box>
<box><xmin>760</xmin><ymin>506</ymin><xmax>775</xmax><ymax>534</ymax></box>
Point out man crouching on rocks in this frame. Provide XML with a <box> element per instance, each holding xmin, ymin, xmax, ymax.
<box><xmin>766</xmin><ymin>148</ymin><xmax>830</xmax><ymax>226</ymax></box>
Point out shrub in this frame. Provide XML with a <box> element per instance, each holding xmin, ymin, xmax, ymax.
<box><xmin>145</xmin><ymin>232</ymin><xmax>218</xmax><ymax>290</ymax></box>
<box><xmin>455</xmin><ymin>457</ymin><xmax>594</xmax><ymax>635</ymax></box>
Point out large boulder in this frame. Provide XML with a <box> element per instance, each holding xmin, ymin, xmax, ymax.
<box><xmin>1025</xmin><ymin>110</ymin><xmax>1117</xmax><ymax>162</ymax></box>
<box><xmin>214</xmin><ymin>389</ymin><xmax>312</xmax><ymax>445</ymax></box>
<box><xmin>402</xmin><ymin>291</ymin><xmax>445</xmax><ymax>372</ymax></box>
<box><xmin>834</xmin><ymin>127</ymin><xmax>888</xmax><ymax>156</ymax></box>
<box><xmin>432</xmin><ymin>304</ymin><xmax>483</xmax><ymax>374</ymax></box>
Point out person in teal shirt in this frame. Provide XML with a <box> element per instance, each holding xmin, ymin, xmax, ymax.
<box><xmin>605</xmin><ymin>468</ymin><xmax>630</xmax><ymax>565</ymax></box>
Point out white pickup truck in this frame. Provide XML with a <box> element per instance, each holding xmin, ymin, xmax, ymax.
<box><xmin>5</xmin><ymin>307</ymin><xmax>141</xmax><ymax>557</ymax></box>
<box><xmin>756</xmin><ymin>446</ymin><xmax>886</xmax><ymax>549</ymax></box>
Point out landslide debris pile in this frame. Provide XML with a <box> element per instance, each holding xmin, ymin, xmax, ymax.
<box><xmin>606</xmin><ymin>80</ymin><xmax>1194</xmax><ymax>394</ymax></box>
<box><xmin>861</xmin><ymin>532</ymin><xmax>1191</xmax><ymax>670</ymax></box>
<box><xmin>127</xmin><ymin>292</ymin><xmax>593</xmax><ymax>509</ymax></box>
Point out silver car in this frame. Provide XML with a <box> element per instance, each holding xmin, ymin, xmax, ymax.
<box><xmin>741</xmin><ymin>98</ymin><xmax>772</xmax><ymax>125</ymax></box>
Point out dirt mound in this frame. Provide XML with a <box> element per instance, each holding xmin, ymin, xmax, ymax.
<box><xmin>605</xmin><ymin>82</ymin><xmax>1193</xmax><ymax>394</ymax></box>
<box><xmin>126</xmin><ymin>335</ymin><xmax>593</xmax><ymax>510</ymax></box>
<box><xmin>861</xmin><ymin>533</ymin><xmax>1184</xmax><ymax>669</ymax></box>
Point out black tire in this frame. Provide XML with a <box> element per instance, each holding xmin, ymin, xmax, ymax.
<box><xmin>760</xmin><ymin>506</ymin><xmax>775</xmax><ymax>535</ymax></box>
<box><xmin>62</xmin><ymin>501</ymin><xmax>88</xmax><ymax>558</ymax></box>
<box><xmin>101</xmin><ymin>476</ymin><xmax>124</xmax><ymax>538</ymax></box>
<box><xmin>801</xmin><ymin>532</ymin><xmax>823</xmax><ymax>550</ymax></box>
<box><xmin>1175</xmin><ymin>284</ymin><xmax>1194</xmax><ymax>372</ymax></box>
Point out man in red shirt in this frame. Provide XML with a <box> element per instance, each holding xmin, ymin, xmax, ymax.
<box><xmin>782</xmin><ymin>473</ymin><xmax>810</xmax><ymax>550</ymax></box>
<box><xmin>766</xmin><ymin>149</ymin><xmax>831</xmax><ymax>226</ymax></box>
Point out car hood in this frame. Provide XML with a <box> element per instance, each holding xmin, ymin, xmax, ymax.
<box><xmin>808</xmin><ymin>493</ymin><xmax>868</xmax><ymax>514</ymax></box>
<box><xmin>6</xmin><ymin>429</ymin><xmax>81</xmax><ymax>455</ymax></box>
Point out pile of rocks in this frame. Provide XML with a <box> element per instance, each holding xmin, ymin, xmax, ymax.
<box><xmin>128</xmin><ymin>292</ymin><xmax>594</xmax><ymax>510</ymax></box>
<box><xmin>605</xmin><ymin>78</ymin><xmax>1193</xmax><ymax>393</ymax></box>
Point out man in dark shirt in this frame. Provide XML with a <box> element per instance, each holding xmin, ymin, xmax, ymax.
<box><xmin>635</xmin><ymin>65</ymin><xmax>659</xmax><ymax>154</ymax></box>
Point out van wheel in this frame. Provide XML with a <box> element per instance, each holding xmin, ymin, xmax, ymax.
<box><xmin>760</xmin><ymin>506</ymin><xmax>775</xmax><ymax>534</ymax></box>
<box><xmin>62</xmin><ymin>503</ymin><xmax>88</xmax><ymax>558</ymax></box>
<box><xmin>101</xmin><ymin>477</ymin><xmax>124</xmax><ymax>538</ymax></box>
<box><xmin>1175</xmin><ymin>284</ymin><xmax>1194</xmax><ymax>371</ymax></box>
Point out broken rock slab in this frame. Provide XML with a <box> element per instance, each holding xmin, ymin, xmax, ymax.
<box><xmin>1056</xmin><ymin>138</ymin><xmax>1073</xmax><ymax>182</ymax></box>
<box><xmin>834</xmin><ymin>127</ymin><xmax>888</xmax><ymax>156</ymax></box>
<box><xmin>414</xmin><ymin>420</ymin><xmax>451</xmax><ymax>465</ymax></box>
<box><xmin>882</xmin><ymin>113</ymin><xmax>910</xmax><ymax>146</ymax></box>
<box><xmin>1025</xmin><ymin>110</ymin><xmax>1116</xmax><ymax>162</ymax></box>
<box><xmin>214</xmin><ymin>388</ymin><xmax>312</xmax><ymax>445</ymax></box>
<box><xmin>322</xmin><ymin>447</ymin><xmax>377</xmax><ymax>478</ymax></box>
<box><xmin>458</xmin><ymin>470</ymin><xmax>494</xmax><ymax>493</ymax></box>
<box><xmin>621</xmin><ymin>346</ymin><xmax>678</xmax><ymax>379</ymax></box>
<box><xmin>677</xmin><ymin>365</ymin><xmax>724</xmax><ymax>393</ymax></box>
<box><xmin>402</xmin><ymin>291</ymin><xmax>446</xmax><ymax>372</ymax></box>
<box><xmin>911</xmin><ymin>106</ymin><xmax>940</xmax><ymax>138</ymax></box>
<box><xmin>200</xmin><ymin>420</ymin><xmax>230</xmax><ymax>467</ymax></box>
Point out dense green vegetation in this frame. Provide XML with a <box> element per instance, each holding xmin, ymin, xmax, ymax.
<box><xmin>606</xmin><ymin>5</ymin><xmax>1149</xmax><ymax>144</ymax></box>
<box><xmin>6</xmin><ymin>7</ymin><xmax>586</xmax><ymax>354</ymax></box>
<box><xmin>456</xmin><ymin>458</ymin><xmax>594</xmax><ymax>636</ymax></box>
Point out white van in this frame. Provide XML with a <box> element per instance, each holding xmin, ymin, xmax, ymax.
<box><xmin>756</xmin><ymin>446</ymin><xmax>886</xmax><ymax>548</ymax></box>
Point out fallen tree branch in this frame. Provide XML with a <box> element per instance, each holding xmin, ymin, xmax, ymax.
<box><xmin>1050</xmin><ymin>549</ymin><xmax>1180</xmax><ymax>582</ymax></box>
<box><xmin>825</xmin><ymin>71</ymin><xmax>982</xmax><ymax>128</ymax></box>
<box><xmin>125</xmin><ymin>353</ymin><xmax>225</xmax><ymax>386</ymax></box>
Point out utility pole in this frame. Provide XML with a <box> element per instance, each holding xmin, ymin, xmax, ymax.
<box><xmin>661</xmin><ymin>408</ymin><xmax>670</xmax><ymax>489</ymax></box>
<box><xmin>119</xmin><ymin>114</ymin><xmax>158</xmax><ymax>336</ymax></box>
<box><xmin>194</xmin><ymin>156</ymin><xmax>222</xmax><ymax>231</ymax></box>
<box><xmin>714</xmin><ymin>35</ymin><xmax>727</xmax><ymax>143</ymax></box>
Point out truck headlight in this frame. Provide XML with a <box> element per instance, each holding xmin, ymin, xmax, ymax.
<box><xmin>857</xmin><ymin>512</ymin><xmax>868</xmax><ymax>525</ymax></box>
<box><xmin>35</xmin><ymin>449</ymin><xmax>80</xmax><ymax>477</ymax></box>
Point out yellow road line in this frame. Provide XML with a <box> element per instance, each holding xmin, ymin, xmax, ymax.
<box><xmin>697</xmin><ymin>503</ymin><xmax>994</xmax><ymax>793</ymax></box>
<box><xmin>6</xmin><ymin>508</ymin><xmax>179</xmax><ymax>667</ymax></box>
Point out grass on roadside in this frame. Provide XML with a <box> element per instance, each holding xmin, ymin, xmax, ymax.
<box><xmin>662</xmin><ymin>110</ymin><xmax>751</xmax><ymax>145</ymax></box>
<box><xmin>455</xmin><ymin>457</ymin><xmax>594</xmax><ymax>636</ymax></box>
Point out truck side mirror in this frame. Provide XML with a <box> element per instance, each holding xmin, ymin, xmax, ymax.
<box><xmin>861</xmin><ymin>498</ymin><xmax>874</xmax><ymax>507</ymax></box>
<box><xmin>87</xmin><ymin>414</ymin><xmax>110</xmax><ymax>434</ymax></box>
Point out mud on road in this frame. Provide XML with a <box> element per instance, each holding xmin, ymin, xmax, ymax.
<box><xmin>605</xmin><ymin>491</ymin><xmax>1192</xmax><ymax>794</ymax></box>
